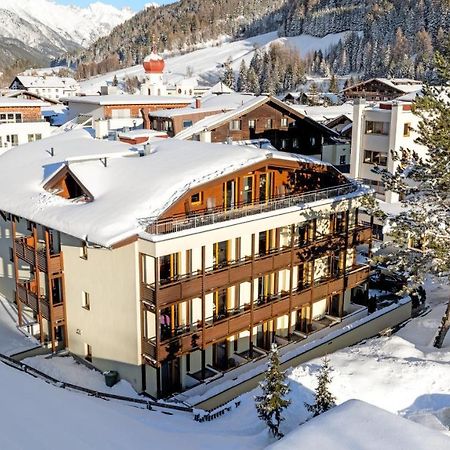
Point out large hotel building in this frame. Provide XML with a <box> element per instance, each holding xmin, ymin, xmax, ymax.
<box><xmin>0</xmin><ymin>129</ymin><xmax>371</xmax><ymax>398</ymax></box>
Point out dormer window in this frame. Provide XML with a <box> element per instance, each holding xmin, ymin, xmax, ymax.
<box><xmin>43</xmin><ymin>166</ymin><xmax>93</xmax><ymax>202</ymax></box>
<box><xmin>191</xmin><ymin>192</ymin><xmax>203</xmax><ymax>205</ymax></box>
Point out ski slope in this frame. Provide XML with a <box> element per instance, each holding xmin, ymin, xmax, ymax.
<box><xmin>79</xmin><ymin>31</ymin><xmax>353</xmax><ymax>94</ymax></box>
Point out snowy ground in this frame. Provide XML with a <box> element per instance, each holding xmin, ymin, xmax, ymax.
<box><xmin>79</xmin><ymin>31</ymin><xmax>353</xmax><ymax>94</ymax></box>
<box><xmin>0</xmin><ymin>295</ymin><xmax>38</xmax><ymax>356</ymax></box>
<box><xmin>0</xmin><ymin>278</ymin><xmax>449</xmax><ymax>448</ymax></box>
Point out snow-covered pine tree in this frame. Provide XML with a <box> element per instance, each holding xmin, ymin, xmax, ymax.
<box><xmin>246</xmin><ymin>66</ymin><xmax>260</xmax><ymax>93</ymax></box>
<box><xmin>304</xmin><ymin>356</ymin><xmax>336</xmax><ymax>417</ymax></box>
<box><xmin>373</xmin><ymin>39</ymin><xmax>450</xmax><ymax>348</ymax></box>
<box><xmin>236</xmin><ymin>60</ymin><xmax>248</xmax><ymax>92</ymax></box>
<box><xmin>255</xmin><ymin>344</ymin><xmax>291</xmax><ymax>439</ymax></box>
<box><xmin>328</xmin><ymin>73</ymin><xmax>338</xmax><ymax>93</ymax></box>
<box><xmin>222</xmin><ymin>57</ymin><xmax>235</xmax><ymax>89</ymax></box>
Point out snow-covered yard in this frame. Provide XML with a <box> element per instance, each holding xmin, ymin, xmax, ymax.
<box><xmin>0</xmin><ymin>278</ymin><xmax>449</xmax><ymax>449</ymax></box>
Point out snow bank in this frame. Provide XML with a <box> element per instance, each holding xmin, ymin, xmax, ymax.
<box><xmin>266</xmin><ymin>400</ymin><xmax>450</xmax><ymax>450</ymax></box>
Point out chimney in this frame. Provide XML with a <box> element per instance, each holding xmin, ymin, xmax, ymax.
<box><xmin>141</xmin><ymin>108</ymin><xmax>151</xmax><ymax>130</ymax></box>
<box><xmin>141</xmin><ymin>143</ymin><xmax>156</xmax><ymax>156</ymax></box>
<box><xmin>195</xmin><ymin>98</ymin><xmax>201</xmax><ymax>109</ymax></box>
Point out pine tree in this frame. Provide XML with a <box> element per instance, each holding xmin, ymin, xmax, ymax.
<box><xmin>304</xmin><ymin>356</ymin><xmax>336</xmax><ymax>417</ymax></box>
<box><xmin>328</xmin><ymin>73</ymin><xmax>338</xmax><ymax>93</ymax></box>
<box><xmin>236</xmin><ymin>60</ymin><xmax>248</xmax><ymax>92</ymax></box>
<box><xmin>255</xmin><ymin>344</ymin><xmax>291</xmax><ymax>439</ymax></box>
<box><xmin>222</xmin><ymin>57</ymin><xmax>235</xmax><ymax>89</ymax></box>
<box><xmin>373</xmin><ymin>39</ymin><xmax>450</xmax><ymax>348</ymax></box>
<box><xmin>246</xmin><ymin>66</ymin><xmax>259</xmax><ymax>94</ymax></box>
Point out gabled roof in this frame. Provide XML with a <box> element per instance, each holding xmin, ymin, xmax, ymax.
<box><xmin>174</xmin><ymin>95</ymin><xmax>338</xmax><ymax>141</ymax></box>
<box><xmin>342</xmin><ymin>78</ymin><xmax>423</xmax><ymax>94</ymax></box>
<box><xmin>11</xmin><ymin>76</ymin><xmax>79</xmax><ymax>90</ymax></box>
<box><xmin>150</xmin><ymin>92</ymin><xmax>257</xmax><ymax>118</ymax></box>
<box><xmin>0</xmin><ymin>129</ymin><xmax>334</xmax><ymax>247</ymax></box>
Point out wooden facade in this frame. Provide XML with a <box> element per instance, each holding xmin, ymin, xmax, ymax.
<box><xmin>342</xmin><ymin>79</ymin><xmax>421</xmax><ymax>101</ymax></box>
<box><xmin>11</xmin><ymin>218</ymin><xmax>66</xmax><ymax>352</ymax></box>
<box><xmin>158</xmin><ymin>157</ymin><xmax>348</xmax><ymax>222</ymax></box>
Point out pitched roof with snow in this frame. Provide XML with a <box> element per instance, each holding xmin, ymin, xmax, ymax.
<box><xmin>0</xmin><ymin>129</ymin><xmax>331</xmax><ymax>247</ymax></box>
<box><xmin>175</xmin><ymin>95</ymin><xmax>337</xmax><ymax>141</ymax></box>
<box><xmin>266</xmin><ymin>400</ymin><xmax>450</xmax><ymax>450</ymax></box>
<box><xmin>342</xmin><ymin>78</ymin><xmax>423</xmax><ymax>94</ymax></box>
<box><xmin>13</xmin><ymin>76</ymin><xmax>79</xmax><ymax>90</ymax></box>
<box><xmin>150</xmin><ymin>93</ymin><xmax>258</xmax><ymax>118</ymax></box>
<box><xmin>65</xmin><ymin>94</ymin><xmax>191</xmax><ymax>106</ymax></box>
<box><xmin>290</xmin><ymin>103</ymin><xmax>353</xmax><ymax>123</ymax></box>
<box><xmin>0</xmin><ymin>97</ymin><xmax>48</xmax><ymax>108</ymax></box>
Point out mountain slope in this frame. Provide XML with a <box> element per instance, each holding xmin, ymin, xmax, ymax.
<box><xmin>71</xmin><ymin>0</ymin><xmax>450</xmax><ymax>81</ymax></box>
<box><xmin>0</xmin><ymin>0</ymin><xmax>135</xmax><ymax>70</ymax></box>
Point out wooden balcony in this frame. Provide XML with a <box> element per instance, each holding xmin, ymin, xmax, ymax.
<box><xmin>14</xmin><ymin>237</ymin><xmax>63</xmax><ymax>275</ymax></box>
<box><xmin>143</xmin><ymin>264</ymin><xmax>370</xmax><ymax>364</ymax></box>
<box><xmin>142</xmin><ymin>226</ymin><xmax>372</xmax><ymax>308</ymax></box>
<box><xmin>16</xmin><ymin>282</ymin><xmax>65</xmax><ymax>324</ymax></box>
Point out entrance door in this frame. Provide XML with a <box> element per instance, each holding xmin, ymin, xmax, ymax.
<box><xmin>213</xmin><ymin>340</ymin><xmax>228</xmax><ymax>370</ymax></box>
<box><xmin>329</xmin><ymin>294</ymin><xmax>341</xmax><ymax>317</ymax></box>
<box><xmin>160</xmin><ymin>358</ymin><xmax>181</xmax><ymax>397</ymax></box>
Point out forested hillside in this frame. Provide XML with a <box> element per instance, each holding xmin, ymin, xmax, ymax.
<box><xmin>68</xmin><ymin>0</ymin><xmax>450</xmax><ymax>82</ymax></box>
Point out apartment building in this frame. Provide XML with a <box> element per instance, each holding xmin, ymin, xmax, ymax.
<box><xmin>350</xmin><ymin>98</ymin><xmax>428</xmax><ymax>239</ymax></box>
<box><xmin>0</xmin><ymin>97</ymin><xmax>51</xmax><ymax>151</ymax></box>
<box><xmin>10</xmin><ymin>76</ymin><xmax>80</xmax><ymax>101</ymax></box>
<box><xmin>0</xmin><ymin>129</ymin><xmax>372</xmax><ymax>398</ymax></box>
<box><xmin>342</xmin><ymin>78</ymin><xmax>423</xmax><ymax>101</ymax></box>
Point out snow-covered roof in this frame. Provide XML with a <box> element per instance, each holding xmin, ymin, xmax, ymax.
<box><xmin>342</xmin><ymin>78</ymin><xmax>423</xmax><ymax>94</ymax></box>
<box><xmin>290</xmin><ymin>103</ymin><xmax>353</xmax><ymax>123</ymax></box>
<box><xmin>150</xmin><ymin>93</ymin><xmax>257</xmax><ymax>118</ymax></box>
<box><xmin>65</xmin><ymin>94</ymin><xmax>191</xmax><ymax>106</ymax></box>
<box><xmin>118</xmin><ymin>129</ymin><xmax>168</xmax><ymax>139</ymax></box>
<box><xmin>13</xmin><ymin>76</ymin><xmax>79</xmax><ymax>89</ymax></box>
<box><xmin>0</xmin><ymin>129</ymin><xmax>325</xmax><ymax>247</ymax></box>
<box><xmin>175</xmin><ymin>95</ymin><xmax>337</xmax><ymax>141</ymax></box>
<box><xmin>266</xmin><ymin>400</ymin><xmax>450</xmax><ymax>450</ymax></box>
<box><xmin>0</xmin><ymin>97</ymin><xmax>48</xmax><ymax>108</ymax></box>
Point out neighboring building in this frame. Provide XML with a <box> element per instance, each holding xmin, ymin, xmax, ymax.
<box><xmin>9</xmin><ymin>76</ymin><xmax>80</xmax><ymax>101</ymax></box>
<box><xmin>63</xmin><ymin>94</ymin><xmax>191</xmax><ymax>132</ymax></box>
<box><xmin>0</xmin><ymin>97</ymin><xmax>51</xmax><ymax>152</ymax></box>
<box><xmin>350</xmin><ymin>98</ymin><xmax>428</xmax><ymax>240</ymax></box>
<box><xmin>0</xmin><ymin>129</ymin><xmax>372</xmax><ymax>398</ymax></box>
<box><xmin>342</xmin><ymin>78</ymin><xmax>423</xmax><ymax>102</ymax></box>
<box><xmin>173</xmin><ymin>95</ymin><xmax>341</xmax><ymax>160</ymax></box>
<box><xmin>150</xmin><ymin>92</ymin><xmax>259</xmax><ymax>136</ymax></box>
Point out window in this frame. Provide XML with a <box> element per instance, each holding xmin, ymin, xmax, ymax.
<box><xmin>85</xmin><ymin>344</ymin><xmax>92</xmax><ymax>362</ymax></box>
<box><xmin>111</xmin><ymin>108</ymin><xmax>131</xmax><ymax>119</ymax></box>
<box><xmin>159</xmin><ymin>253</ymin><xmax>180</xmax><ymax>283</ymax></box>
<box><xmin>213</xmin><ymin>240</ymin><xmax>229</xmax><ymax>268</ymax></box>
<box><xmin>281</xmin><ymin>118</ymin><xmax>288</xmax><ymax>127</ymax></box>
<box><xmin>28</xmin><ymin>133</ymin><xmax>42</xmax><ymax>143</ymax></box>
<box><xmin>248</xmin><ymin>119</ymin><xmax>256</xmax><ymax>128</ymax></box>
<box><xmin>365</xmin><ymin>121</ymin><xmax>389</xmax><ymax>135</ymax></box>
<box><xmin>243</xmin><ymin>175</ymin><xmax>254</xmax><ymax>204</ymax></box>
<box><xmin>9</xmin><ymin>247</ymin><xmax>13</xmax><ymax>263</ymax></box>
<box><xmin>292</xmin><ymin>138</ymin><xmax>299</xmax><ymax>148</ymax></box>
<box><xmin>162</xmin><ymin>120</ymin><xmax>173</xmax><ymax>132</ymax></box>
<box><xmin>339</xmin><ymin>155</ymin><xmax>346</xmax><ymax>165</ymax></box>
<box><xmin>363</xmin><ymin>178</ymin><xmax>385</xmax><ymax>196</ymax></box>
<box><xmin>403</xmin><ymin>123</ymin><xmax>411</xmax><ymax>137</ymax></box>
<box><xmin>265</xmin><ymin>118</ymin><xmax>273</xmax><ymax>129</ymax></box>
<box><xmin>182</xmin><ymin>120</ymin><xmax>193</xmax><ymax>128</ymax></box>
<box><xmin>82</xmin><ymin>291</ymin><xmax>90</xmax><ymax>310</ymax></box>
<box><xmin>281</xmin><ymin>139</ymin><xmax>288</xmax><ymax>149</ymax></box>
<box><xmin>80</xmin><ymin>241</ymin><xmax>88</xmax><ymax>259</ymax></box>
<box><xmin>363</xmin><ymin>150</ymin><xmax>387</xmax><ymax>166</ymax></box>
<box><xmin>0</xmin><ymin>113</ymin><xmax>22</xmax><ymax>124</ymax></box>
<box><xmin>229</xmin><ymin>120</ymin><xmax>241</xmax><ymax>131</ymax></box>
<box><xmin>6</xmin><ymin>135</ymin><xmax>19</xmax><ymax>146</ymax></box>
<box><xmin>191</xmin><ymin>192</ymin><xmax>202</xmax><ymax>205</ymax></box>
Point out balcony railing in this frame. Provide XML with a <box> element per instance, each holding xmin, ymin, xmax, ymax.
<box><xmin>145</xmin><ymin>182</ymin><xmax>363</xmax><ymax>235</ymax></box>
<box><xmin>141</xmin><ymin>225</ymin><xmax>372</xmax><ymax>308</ymax></box>
<box><xmin>142</xmin><ymin>264</ymin><xmax>370</xmax><ymax>362</ymax></box>
<box><xmin>14</xmin><ymin>236</ymin><xmax>63</xmax><ymax>274</ymax></box>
